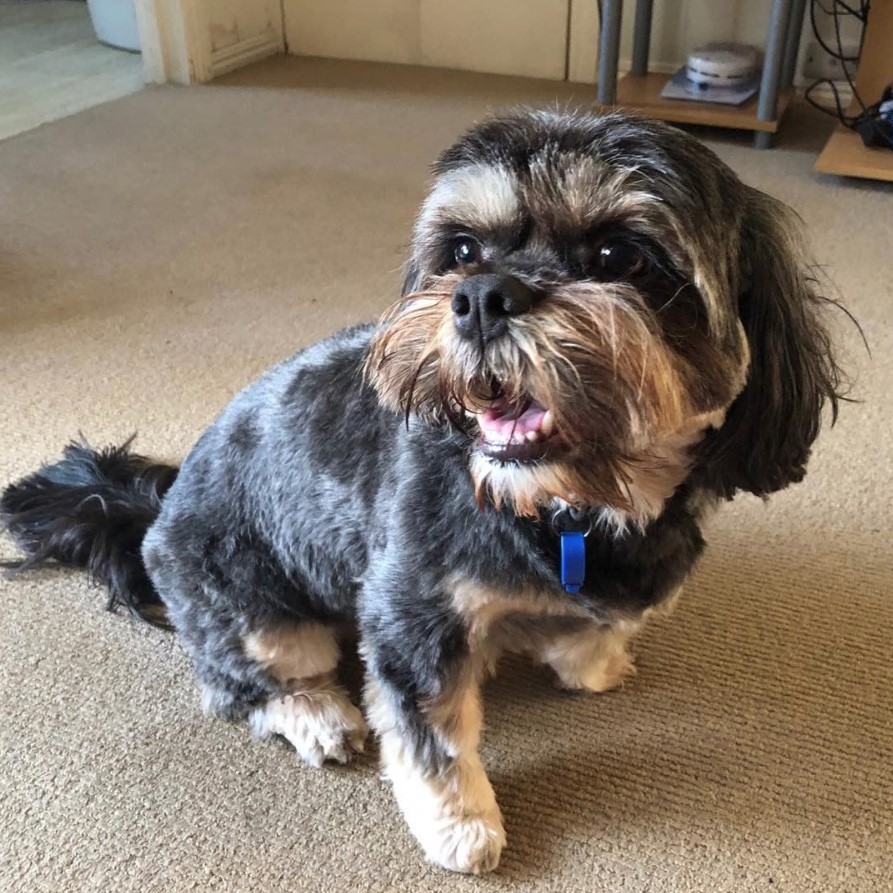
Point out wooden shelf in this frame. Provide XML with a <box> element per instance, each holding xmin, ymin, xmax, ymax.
<box><xmin>594</xmin><ymin>72</ymin><xmax>792</xmax><ymax>133</ymax></box>
<box><xmin>815</xmin><ymin>124</ymin><xmax>893</xmax><ymax>182</ymax></box>
<box><xmin>814</xmin><ymin>0</ymin><xmax>892</xmax><ymax>181</ymax></box>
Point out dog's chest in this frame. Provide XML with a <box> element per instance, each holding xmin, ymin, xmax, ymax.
<box><xmin>447</xmin><ymin>574</ymin><xmax>593</xmax><ymax>653</ymax></box>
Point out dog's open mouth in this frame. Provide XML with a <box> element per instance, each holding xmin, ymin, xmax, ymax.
<box><xmin>475</xmin><ymin>394</ymin><xmax>558</xmax><ymax>462</ymax></box>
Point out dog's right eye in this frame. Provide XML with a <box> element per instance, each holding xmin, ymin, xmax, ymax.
<box><xmin>453</xmin><ymin>238</ymin><xmax>481</xmax><ymax>266</ymax></box>
<box><xmin>593</xmin><ymin>240</ymin><xmax>647</xmax><ymax>280</ymax></box>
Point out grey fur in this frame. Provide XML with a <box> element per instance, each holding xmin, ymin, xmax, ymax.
<box><xmin>143</xmin><ymin>319</ymin><xmax>703</xmax><ymax>755</ymax></box>
<box><xmin>1</xmin><ymin>109</ymin><xmax>845</xmax><ymax>874</ymax></box>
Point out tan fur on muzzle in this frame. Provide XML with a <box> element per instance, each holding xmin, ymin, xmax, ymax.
<box><xmin>365</xmin><ymin>274</ymin><xmax>704</xmax><ymax>518</ymax></box>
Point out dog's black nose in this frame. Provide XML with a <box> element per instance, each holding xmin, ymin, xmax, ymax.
<box><xmin>451</xmin><ymin>274</ymin><xmax>534</xmax><ymax>344</ymax></box>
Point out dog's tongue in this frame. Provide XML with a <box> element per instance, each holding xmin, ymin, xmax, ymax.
<box><xmin>478</xmin><ymin>397</ymin><xmax>552</xmax><ymax>443</ymax></box>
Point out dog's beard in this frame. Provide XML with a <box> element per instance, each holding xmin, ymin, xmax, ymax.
<box><xmin>366</xmin><ymin>273</ymin><xmax>703</xmax><ymax>520</ymax></box>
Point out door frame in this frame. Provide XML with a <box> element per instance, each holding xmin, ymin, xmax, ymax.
<box><xmin>134</xmin><ymin>0</ymin><xmax>284</xmax><ymax>84</ymax></box>
<box><xmin>134</xmin><ymin>0</ymin><xmax>206</xmax><ymax>83</ymax></box>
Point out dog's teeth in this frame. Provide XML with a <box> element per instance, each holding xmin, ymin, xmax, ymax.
<box><xmin>541</xmin><ymin>411</ymin><xmax>555</xmax><ymax>437</ymax></box>
<box><xmin>526</xmin><ymin>431</ymin><xmax>541</xmax><ymax>443</ymax></box>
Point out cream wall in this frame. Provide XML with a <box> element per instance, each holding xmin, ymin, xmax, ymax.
<box><xmin>282</xmin><ymin>0</ymin><xmax>571</xmax><ymax>80</ymax></box>
<box><xmin>282</xmin><ymin>0</ymin><xmax>862</xmax><ymax>86</ymax></box>
<box><xmin>283</xmin><ymin>0</ymin><xmax>781</xmax><ymax>82</ymax></box>
<box><xmin>166</xmin><ymin>0</ymin><xmax>862</xmax><ymax>86</ymax></box>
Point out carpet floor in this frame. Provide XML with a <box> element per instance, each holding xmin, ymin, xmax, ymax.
<box><xmin>1</xmin><ymin>56</ymin><xmax>890</xmax><ymax>893</ymax></box>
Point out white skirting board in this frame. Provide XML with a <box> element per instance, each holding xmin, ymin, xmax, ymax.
<box><xmin>210</xmin><ymin>32</ymin><xmax>283</xmax><ymax>78</ymax></box>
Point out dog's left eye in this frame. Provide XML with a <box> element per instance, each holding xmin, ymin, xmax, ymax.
<box><xmin>453</xmin><ymin>238</ymin><xmax>481</xmax><ymax>266</ymax></box>
<box><xmin>593</xmin><ymin>240</ymin><xmax>647</xmax><ymax>280</ymax></box>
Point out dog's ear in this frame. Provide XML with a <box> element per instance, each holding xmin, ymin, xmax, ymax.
<box><xmin>698</xmin><ymin>189</ymin><xmax>844</xmax><ymax>499</ymax></box>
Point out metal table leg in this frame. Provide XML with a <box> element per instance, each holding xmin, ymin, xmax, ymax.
<box><xmin>755</xmin><ymin>0</ymin><xmax>794</xmax><ymax>148</ymax></box>
<box><xmin>596</xmin><ymin>0</ymin><xmax>623</xmax><ymax>105</ymax></box>
<box><xmin>631</xmin><ymin>0</ymin><xmax>654</xmax><ymax>76</ymax></box>
<box><xmin>781</xmin><ymin>0</ymin><xmax>808</xmax><ymax>87</ymax></box>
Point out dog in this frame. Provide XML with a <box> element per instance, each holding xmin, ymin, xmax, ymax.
<box><xmin>1</xmin><ymin>110</ymin><xmax>844</xmax><ymax>874</ymax></box>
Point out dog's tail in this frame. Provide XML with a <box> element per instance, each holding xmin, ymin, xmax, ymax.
<box><xmin>0</xmin><ymin>439</ymin><xmax>178</xmax><ymax>628</ymax></box>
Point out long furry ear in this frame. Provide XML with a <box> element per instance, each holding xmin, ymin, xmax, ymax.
<box><xmin>698</xmin><ymin>189</ymin><xmax>846</xmax><ymax>499</ymax></box>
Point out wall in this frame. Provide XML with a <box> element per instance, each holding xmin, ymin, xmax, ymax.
<box><xmin>283</xmin><ymin>0</ymin><xmax>865</xmax><ymax>87</ymax></box>
<box><xmin>282</xmin><ymin>0</ymin><xmax>571</xmax><ymax>80</ymax></box>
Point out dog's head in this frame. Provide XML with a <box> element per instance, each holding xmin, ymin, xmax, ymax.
<box><xmin>366</xmin><ymin>111</ymin><xmax>843</xmax><ymax>524</ymax></box>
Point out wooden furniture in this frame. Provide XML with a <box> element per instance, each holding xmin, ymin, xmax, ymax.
<box><xmin>815</xmin><ymin>0</ymin><xmax>893</xmax><ymax>181</ymax></box>
<box><xmin>594</xmin><ymin>0</ymin><xmax>807</xmax><ymax>148</ymax></box>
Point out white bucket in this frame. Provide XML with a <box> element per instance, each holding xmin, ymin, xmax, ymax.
<box><xmin>86</xmin><ymin>0</ymin><xmax>141</xmax><ymax>53</ymax></box>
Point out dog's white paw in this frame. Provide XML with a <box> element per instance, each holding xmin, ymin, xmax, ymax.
<box><xmin>558</xmin><ymin>648</ymin><xmax>636</xmax><ymax>693</ymax></box>
<box><xmin>420</xmin><ymin>810</ymin><xmax>506</xmax><ymax>875</ymax></box>
<box><xmin>250</xmin><ymin>689</ymin><xmax>369</xmax><ymax>767</ymax></box>
<box><xmin>383</xmin><ymin>743</ymin><xmax>506</xmax><ymax>874</ymax></box>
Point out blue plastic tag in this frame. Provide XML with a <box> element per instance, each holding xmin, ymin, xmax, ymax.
<box><xmin>560</xmin><ymin>530</ymin><xmax>586</xmax><ymax>594</ymax></box>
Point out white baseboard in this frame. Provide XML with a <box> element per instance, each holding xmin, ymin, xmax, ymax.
<box><xmin>210</xmin><ymin>32</ymin><xmax>283</xmax><ymax>78</ymax></box>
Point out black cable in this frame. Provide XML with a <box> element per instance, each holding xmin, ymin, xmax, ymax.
<box><xmin>805</xmin><ymin>0</ymin><xmax>863</xmax><ymax>120</ymax></box>
<box><xmin>816</xmin><ymin>0</ymin><xmax>868</xmax><ymax>22</ymax></box>
<box><xmin>805</xmin><ymin>79</ymin><xmax>856</xmax><ymax>124</ymax></box>
<box><xmin>836</xmin><ymin>0</ymin><xmax>891</xmax><ymax>148</ymax></box>
<box><xmin>804</xmin><ymin>0</ymin><xmax>893</xmax><ymax>149</ymax></box>
<box><xmin>809</xmin><ymin>0</ymin><xmax>861</xmax><ymax>60</ymax></box>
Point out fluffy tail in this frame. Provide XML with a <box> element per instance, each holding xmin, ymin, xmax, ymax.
<box><xmin>1</xmin><ymin>439</ymin><xmax>178</xmax><ymax>628</ymax></box>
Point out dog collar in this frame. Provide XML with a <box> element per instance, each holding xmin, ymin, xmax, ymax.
<box><xmin>550</xmin><ymin>507</ymin><xmax>593</xmax><ymax>594</ymax></box>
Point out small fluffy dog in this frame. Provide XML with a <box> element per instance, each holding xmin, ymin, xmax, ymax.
<box><xmin>2</xmin><ymin>111</ymin><xmax>843</xmax><ymax>874</ymax></box>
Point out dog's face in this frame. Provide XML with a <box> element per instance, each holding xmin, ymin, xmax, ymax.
<box><xmin>367</xmin><ymin>111</ymin><xmax>841</xmax><ymax>523</ymax></box>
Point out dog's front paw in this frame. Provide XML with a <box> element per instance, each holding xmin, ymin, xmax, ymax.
<box><xmin>250</xmin><ymin>689</ymin><xmax>369</xmax><ymax>767</ymax></box>
<box><xmin>385</xmin><ymin>748</ymin><xmax>506</xmax><ymax>874</ymax></box>
<box><xmin>557</xmin><ymin>648</ymin><xmax>636</xmax><ymax>693</ymax></box>
<box><xmin>420</xmin><ymin>809</ymin><xmax>506</xmax><ymax>875</ymax></box>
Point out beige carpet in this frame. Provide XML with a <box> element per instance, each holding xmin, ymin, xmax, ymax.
<box><xmin>1</xmin><ymin>56</ymin><xmax>891</xmax><ymax>893</ymax></box>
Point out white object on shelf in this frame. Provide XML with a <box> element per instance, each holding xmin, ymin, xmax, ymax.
<box><xmin>86</xmin><ymin>0</ymin><xmax>141</xmax><ymax>53</ymax></box>
<box><xmin>685</xmin><ymin>44</ymin><xmax>758</xmax><ymax>87</ymax></box>
<box><xmin>661</xmin><ymin>67</ymin><xmax>759</xmax><ymax>106</ymax></box>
